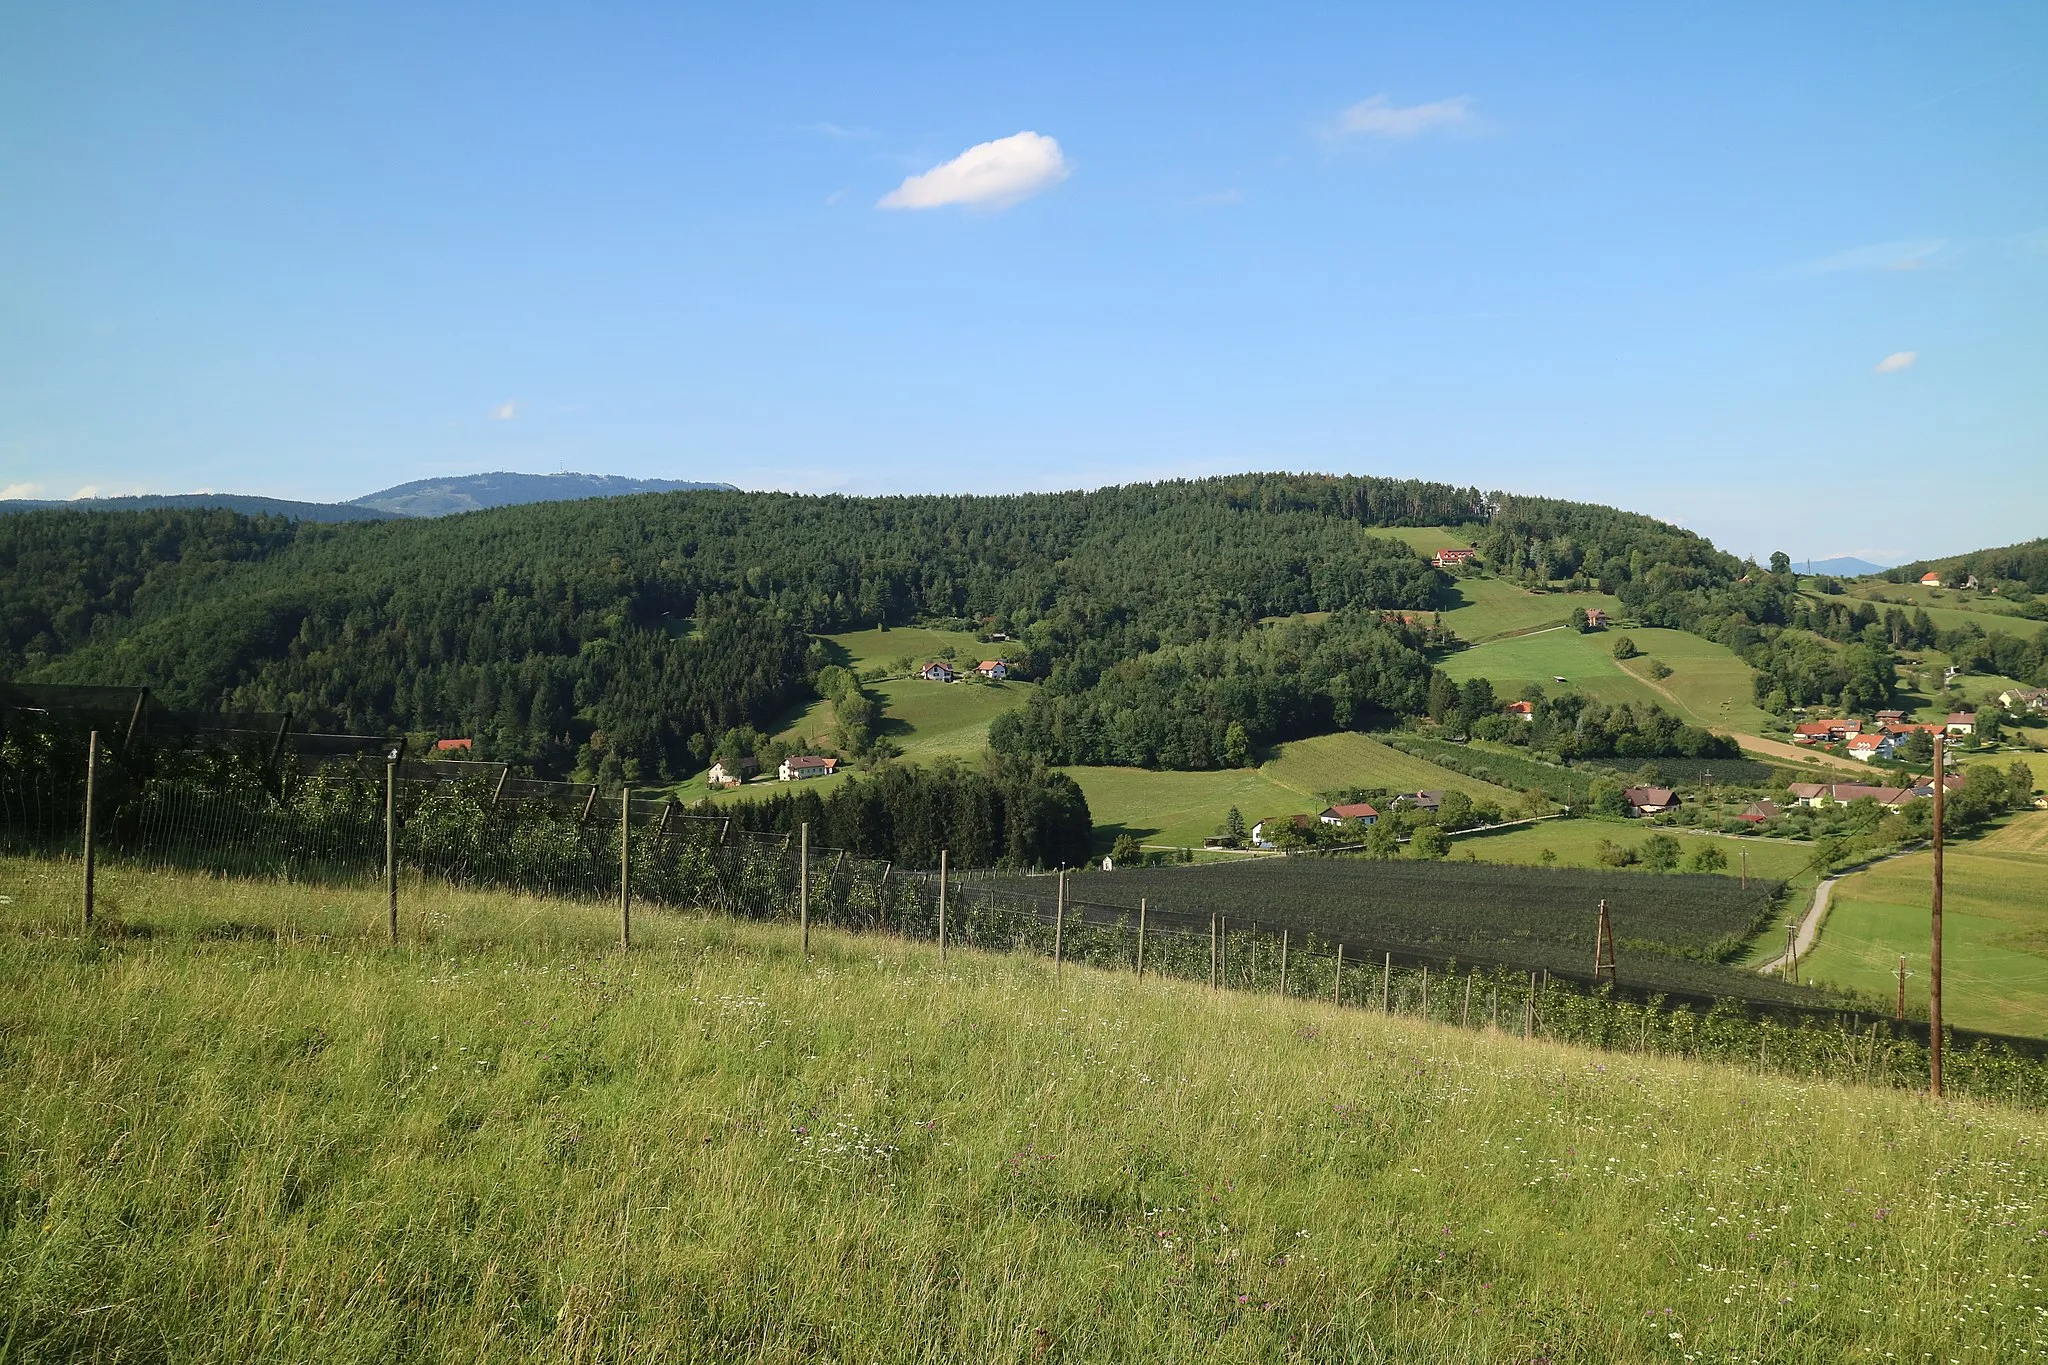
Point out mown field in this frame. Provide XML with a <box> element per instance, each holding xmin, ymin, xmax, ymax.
<box><xmin>1074</xmin><ymin>731</ymin><xmax>1521</xmax><ymax>850</ymax></box>
<box><xmin>5</xmin><ymin>860</ymin><xmax>2047</xmax><ymax>1361</ymax></box>
<box><xmin>1435</xmin><ymin>578</ymin><xmax>1625</xmax><ymax>644</ymax></box>
<box><xmin>1800</xmin><ymin>813</ymin><xmax>2048</xmax><ymax>1038</ymax></box>
<box><xmin>1000</xmin><ymin>858</ymin><xmax>1809</xmax><ymax>1004</ymax></box>
<box><xmin>1447</xmin><ymin>818</ymin><xmax>1824</xmax><ymax>882</ymax></box>
<box><xmin>1439</xmin><ymin>627</ymin><xmax>1667</xmax><ymax>710</ymax></box>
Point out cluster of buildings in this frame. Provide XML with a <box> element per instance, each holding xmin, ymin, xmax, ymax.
<box><xmin>1738</xmin><ymin>773</ymin><xmax>1967</xmax><ymax>821</ymax></box>
<box><xmin>706</xmin><ymin>754</ymin><xmax>842</xmax><ymax>789</ymax></box>
<box><xmin>917</xmin><ymin>658</ymin><xmax>1009</xmax><ymax>683</ymax></box>
<box><xmin>1240</xmin><ymin>785</ymin><xmax>1678</xmax><ymax>849</ymax></box>
<box><xmin>1791</xmin><ymin>710</ymin><xmax>1976</xmax><ymax>763</ymax></box>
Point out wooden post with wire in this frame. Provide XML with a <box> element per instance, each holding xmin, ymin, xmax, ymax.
<box><xmin>1462</xmin><ymin>972</ymin><xmax>1472</xmax><ymax>1028</ymax></box>
<box><xmin>1209</xmin><ymin>912</ymin><xmax>1219</xmax><ymax>989</ymax></box>
<box><xmin>619</xmin><ymin>787</ymin><xmax>632</xmax><ymax>950</ymax></box>
<box><xmin>81</xmin><ymin>731</ymin><xmax>99</xmax><ymax>932</ymax></box>
<box><xmin>938</xmin><ymin>848</ymin><xmax>948</xmax><ymax>961</ymax></box>
<box><xmin>1135</xmin><ymin>897</ymin><xmax>1146</xmax><ymax>979</ymax></box>
<box><xmin>1896</xmin><ymin>954</ymin><xmax>1910</xmax><ymax>1022</ymax></box>
<box><xmin>1053</xmin><ymin>868</ymin><xmax>1065</xmax><ymax>980</ymax></box>
<box><xmin>1740</xmin><ymin>849</ymin><xmax>1749</xmax><ymax>891</ymax></box>
<box><xmin>1333</xmin><ymin>943</ymin><xmax>1343</xmax><ymax>1005</ymax></box>
<box><xmin>1593</xmin><ymin>898</ymin><xmax>1617</xmax><ymax>986</ymax></box>
<box><xmin>1381</xmin><ymin>952</ymin><xmax>1391</xmax><ymax>1014</ymax></box>
<box><xmin>1279</xmin><ymin>929</ymin><xmax>1289</xmax><ymax>997</ymax></box>
<box><xmin>1219</xmin><ymin>916</ymin><xmax>1229</xmax><ymax>987</ymax></box>
<box><xmin>384</xmin><ymin>747</ymin><xmax>399</xmax><ymax>945</ymax></box>
<box><xmin>799</xmin><ymin>821</ymin><xmax>810</xmax><ymax>957</ymax></box>
<box><xmin>1931</xmin><ymin>730</ymin><xmax>1946</xmax><ymax>1097</ymax></box>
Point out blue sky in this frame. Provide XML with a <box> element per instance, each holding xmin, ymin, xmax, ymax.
<box><xmin>2</xmin><ymin>2</ymin><xmax>2043</xmax><ymax>562</ymax></box>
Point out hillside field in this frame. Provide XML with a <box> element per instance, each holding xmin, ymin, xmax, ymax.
<box><xmin>1799</xmin><ymin>813</ymin><xmax>2048</xmax><ymax>1038</ymax></box>
<box><xmin>1436</xmin><ymin>578</ymin><xmax>1625</xmax><ymax>644</ymax></box>
<box><xmin>4</xmin><ymin>860</ymin><xmax>2046</xmax><ymax>1361</ymax></box>
<box><xmin>1074</xmin><ymin>731</ymin><xmax>1521</xmax><ymax>850</ymax></box>
<box><xmin>1446</xmin><ymin>818</ymin><xmax>1824</xmax><ymax>882</ymax></box>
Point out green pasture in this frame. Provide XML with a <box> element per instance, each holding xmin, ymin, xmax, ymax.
<box><xmin>1799</xmin><ymin>813</ymin><xmax>2048</xmax><ymax>1037</ymax></box>
<box><xmin>1436</xmin><ymin>578</ymin><xmax>1624</xmax><ymax>643</ymax></box>
<box><xmin>1616</xmin><ymin>628</ymin><xmax>1776</xmax><ymax>734</ymax></box>
<box><xmin>6</xmin><ymin>860</ymin><xmax>2048</xmax><ymax>1360</ymax></box>
<box><xmin>1839</xmin><ymin>581</ymin><xmax>2036</xmax><ymax>632</ymax></box>
<box><xmin>1446</xmin><ymin>818</ymin><xmax>1823</xmax><ymax>881</ymax></box>
<box><xmin>1363</xmin><ymin>523</ymin><xmax>1479</xmax><ymax>557</ymax></box>
<box><xmin>1074</xmin><ymin>731</ymin><xmax>1520</xmax><ymax>849</ymax></box>
<box><xmin>1439</xmin><ymin>626</ymin><xmax>1665</xmax><ymax>708</ymax></box>
<box><xmin>873</xmin><ymin>676</ymin><xmax>1033</xmax><ymax>759</ymax></box>
<box><xmin>819</xmin><ymin>623</ymin><xmax>994</xmax><ymax>673</ymax></box>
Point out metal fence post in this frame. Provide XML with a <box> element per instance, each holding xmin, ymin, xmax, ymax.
<box><xmin>384</xmin><ymin>749</ymin><xmax>398</xmax><ymax>945</ymax></box>
<box><xmin>1333</xmin><ymin>943</ymin><xmax>1343</xmax><ymax>1005</ymax></box>
<box><xmin>1135</xmin><ymin>897</ymin><xmax>1146</xmax><ymax>979</ymax></box>
<box><xmin>1381</xmin><ymin>953</ymin><xmax>1391</xmax><ymax>1014</ymax></box>
<box><xmin>1279</xmin><ymin>929</ymin><xmax>1289</xmax><ymax>998</ymax></box>
<box><xmin>938</xmin><ymin>848</ymin><xmax>948</xmax><ymax>960</ymax></box>
<box><xmin>1053</xmin><ymin>868</ymin><xmax>1065</xmax><ymax>980</ymax></box>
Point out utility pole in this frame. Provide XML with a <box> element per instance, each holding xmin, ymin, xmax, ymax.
<box><xmin>1593</xmin><ymin>898</ymin><xmax>1616</xmax><ymax>986</ymax></box>
<box><xmin>81</xmin><ymin>731</ymin><xmax>98</xmax><ymax>931</ymax></box>
<box><xmin>1930</xmin><ymin>730</ymin><xmax>1945</xmax><ymax>1098</ymax></box>
<box><xmin>1784</xmin><ymin>920</ymin><xmax>1798</xmax><ymax>976</ymax></box>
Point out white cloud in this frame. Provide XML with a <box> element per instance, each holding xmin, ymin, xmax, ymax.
<box><xmin>492</xmin><ymin>401</ymin><xmax>518</xmax><ymax>420</ymax></box>
<box><xmin>0</xmin><ymin>483</ymin><xmax>43</xmax><ymax>499</ymax></box>
<box><xmin>1196</xmin><ymin>189</ymin><xmax>1244</xmax><ymax>205</ymax></box>
<box><xmin>1808</xmin><ymin>239</ymin><xmax>1950</xmax><ymax>273</ymax></box>
<box><xmin>71</xmin><ymin>485</ymin><xmax>101</xmax><ymax>499</ymax></box>
<box><xmin>1874</xmin><ymin>351</ymin><xmax>1918</xmax><ymax>373</ymax></box>
<box><xmin>1332</xmin><ymin>94</ymin><xmax>1476</xmax><ymax>139</ymax></box>
<box><xmin>877</xmin><ymin>131</ymin><xmax>1070</xmax><ymax>211</ymax></box>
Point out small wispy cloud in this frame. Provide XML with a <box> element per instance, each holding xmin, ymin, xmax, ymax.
<box><xmin>1806</xmin><ymin>239</ymin><xmax>1950</xmax><ymax>273</ymax></box>
<box><xmin>492</xmin><ymin>401</ymin><xmax>518</xmax><ymax>421</ymax></box>
<box><xmin>0</xmin><ymin>483</ymin><xmax>43</xmax><ymax>499</ymax></box>
<box><xmin>1195</xmin><ymin>189</ymin><xmax>1244</xmax><ymax>205</ymax></box>
<box><xmin>71</xmin><ymin>485</ymin><xmax>103</xmax><ymax>499</ymax></box>
<box><xmin>802</xmin><ymin>121</ymin><xmax>878</xmax><ymax>140</ymax></box>
<box><xmin>878</xmin><ymin>131</ymin><xmax>1070</xmax><ymax>211</ymax></box>
<box><xmin>1330</xmin><ymin>94</ymin><xmax>1477</xmax><ymax>140</ymax></box>
<box><xmin>1874</xmin><ymin>351</ymin><xmax>1918</xmax><ymax>373</ymax></box>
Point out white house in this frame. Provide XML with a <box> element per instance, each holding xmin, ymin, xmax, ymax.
<box><xmin>707</xmin><ymin>757</ymin><xmax>757</xmax><ymax>789</ymax></box>
<box><xmin>778</xmin><ymin>755</ymin><xmax>839</xmax><ymax>781</ymax></box>
<box><xmin>1920</xmin><ymin>572</ymin><xmax>1942</xmax><ymax>587</ymax></box>
<box><xmin>918</xmin><ymin>660</ymin><xmax>959</xmax><ymax>683</ymax></box>
<box><xmin>974</xmin><ymin>659</ymin><xmax>1009</xmax><ymax>680</ymax></box>
<box><xmin>1317</xmin><ymin>802</ymin><xmax>1379</xmax><ymax>827</ymax></box>
<box><xmin>1844</xmin><ymin>732</ymin><xmax>1902</xmax><ymax>763</ymax></box>
<box><xmin>1945</xmin><ymin>712</ymin><xmax>1976</xmax><ymax>736</ymax></box>
<box><xmin>1249</xmin><ymin>813</ymin><xmax>1312</xmax><ymax>848</ymax></box>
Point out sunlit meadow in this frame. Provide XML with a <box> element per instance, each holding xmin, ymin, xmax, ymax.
<box><xmin>3</xmin><ymin>857</ymin><xmax>2046</xmax><ymax>1362</ymax></box>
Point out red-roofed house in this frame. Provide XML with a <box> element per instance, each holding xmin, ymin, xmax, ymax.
<box><xmin>1433</xmin><ymin>547</ymin><xmax>1475</xmax><ymax>568</ymax></box>
<box><xmin>1793</xmin><ymin>718</ymin><xmax>1862</xmax><ymax>744</ymax></box>
<box><xmin>778</xmin><ymin>755</ymin><xmax>840</xmax><ymax>782</ymax></box>
<box><xmin>1622</xmin><ymin>786</ymin><xmax>1678</xmax><ymax>815</ymax></box>
<box><xmin>1845</xmin><ymin>732</ymin><xmax>1902</xmax><ymax>762</ymax></box>
<box><xmin>1920</xmin><ymin>572</ymin><xmax>1942</xmax><ymax>587</ymax></box>
<box><xmin>974</xmin><ymin>659</ymin><xmax>1009</xmax><ymax>680</ymax></box>
<box><xmin>1945</xmin><ymin>712</ymin><xmax>1976</xmax><ymax>735</ymax></box>
<box><xmin>435</xmin><ymin>738</ymin><xmax>472</xmax><ymax>753</ymax></box>
<box><xmin>1584</xmin><ymin>608</ymin><xmax>1609</xmax><ymax>627</ymax></box>
<box><xmin>1318</xmin><ymin>802</ymin><xmax>1380</xmax><ymax>827</ymax></box>
<box><xmin>1504</xmin><ymin>700</ymin><xmax>1535</xmax><ymax>721</ymax></box>
<box><xmin>918</xmin><ymin>660</ymin><xmax>959</xmax><ymax>683</ymax></box>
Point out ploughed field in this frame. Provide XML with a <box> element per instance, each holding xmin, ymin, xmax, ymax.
<box><xmin>3</xmin><ymin>861</ymin><xmax>2045</xmax><ymax>1362</ymax></box>
<box><xmin>996</xmin><ymin>857</ymin><xmax>1816</xmax><ymax>1005</ymax></box>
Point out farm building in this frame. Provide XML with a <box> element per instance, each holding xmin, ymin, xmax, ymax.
<box><xmin>918</xmin><ymin>661</ymin><xmax>959</xmax><ymax>682</ymax></box>
<box><xmin>1875</xmin><ymin>709</ymin><xmax>1906</xmax><ymax>724</ymax></box>
<box><xmin>1737</xmin><ymin>800</ymin><xmax>1779</xmax><ymax>824</ymax></box>
<box><xmin>1998</xmin><ymin>688</ymin><xmax>2047</xmax><ymax>712</ymax></box>
<box><xmin>1317</xmin><ymin>802</ymin><xmax>1379</xmax><ymax>827</ymax></box>
<box><xmin>974</xmin><ymin>659</ymin><xmax>1009</xmax><ymax>680</ymax></box>
<box><xmin>778</xmin><ymin>755</ymin><xmax>839</xmax><ymax>782</ymax></box>
<box><xmin>1432</xmin><ymin>547</ymin><xmax>1475</xmax><ymax>568</ymax></box>
<box><xmin>1792</xmin><ymin>718</ymin><xmax>1862</xmax><ymax>744</ymax></box>
<box><xmin>434</xmin><ymin>738</ymin><xmax>472</xmax><ymax>752</ymax></box>
<box><xmin>1503</xmin><ymin>700</ymin><xmax>1535</xmax><ymax>721</ymax></box>
<box><xmin>707</xmin><ymin>756</ymin><xmax>758</xmax><ymax>789</ymax></box>
<box><xmin>1621</xmin><ymin>786</ymin><xmax>1678</xmax><ymax>815</ymax></box>
<box><xmin>1583</xmin><ymin>608</ymin><xmax>1609</xmax><ymax>627</ymax></box>
<box><xmin>1920</xmin><ymin>572</ymin><xmax>1942</xmax><ymax>587</ymax></box>
<box><xmin>1392</xmin><ymin>791</ymin><xmax>1443</xmax><ymax>812</ymax></box>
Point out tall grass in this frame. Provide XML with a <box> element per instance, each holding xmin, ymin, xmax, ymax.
<box><xmin>4</xmin><ymin>858</ymin><xmax>2047</xmax><ymax>1361</ymax></box>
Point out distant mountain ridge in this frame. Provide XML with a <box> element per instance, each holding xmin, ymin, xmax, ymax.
<box><xmin>349</xmin><ymin>471</ymin><xmax>736</xmax><ymax>517</ymax></box>
<box><xmin>1799</xmin><ymin>555</ymin><xmax>1891</xmax><ymax>577</ymax></box>
<box><xmin>1</xmin><ymin>471</ymin><xmax>739</xmax><ymax>523</ymax></box>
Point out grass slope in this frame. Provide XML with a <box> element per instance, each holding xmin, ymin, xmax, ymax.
<box><xmin>7</xmin><ymin>862</ymin><xmax>2044</xmax><ymax>1361</ymax></box>
<box><xmin>1439</xmin><ymin>627</ymin><xmax>1668</xmax><ymax>709</ymax></box>
<box><xmin>1447</xmin><ymin>819</ymin><xmax>1823</xmax><ymax>880</ymax></box>
<box><xmin>1437</xmin><ymin>579</ymin><xmax>1625</xmax><ymax>643</ymax></box>
<box><xmin>1800</xmin><ymin>812</ymin><xmax>2048</xmax><ymax>1038</ymax></box>
<box><xmin>1074</xmin><ymin>732</ymin><xmax>1520</xmax><ymax>850</ymax></box>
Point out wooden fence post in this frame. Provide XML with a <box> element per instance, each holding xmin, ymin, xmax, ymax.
<box><xmin>1333</xmin><ymin>943</ymin><xmax>1343</xmax><ymax>1005</ymax></box>
<box><xmin>799</xmin><ymin>821</ymin><xmax>810</xmax><ymax>956</ymax></box>
<box><xmin>1210</xmin><ymin>913</ymin><xmax>1219</xmax><ymax>989</ymax></box>
<box><xmin>1381</xmin><ymin>953</ymin><xmax>1391</xmax><ymax>1014</ymax></box>
<box><xmin>81</xmin><ymin>731</ymin><xmax>98</xmax><ymax>931</ymax></box>
<box><xmin>1524</xmin><ymin>971</ymin><xmax>1535</xmax><ymax>1039</ymax></box>
<box><xmin>1420</xmin><ymin>964</ymin><xmax>1429</xmax><ymax>1019</ymax></box>
<box><xmin>384</xmin><ymin>749</ymin><xmax>398</xmax><ymax>945</ymax></box>
<box><xmin>938</xmin><ymin>848</ymin><xmax>948</xmax><ymax>961</ymax></box>
<box><xmin>1053</xmin><ymin>868</ymin><xmax>1065</xmax><ymax>981</ymax></box>
<box><xmin>1135</xmin><ymin>897</ymin><xmax>1146</xmax><ymax>979</ymax></box>
<box><xmin>1219</xmin><ymin>916</ymin><xmax>1229</xmax><ymax>989</ymax></box>
<box><xmin>619</xmin><ymin>787</ymin><xmax>632</xmax><ymax>950</ymax></box>
<box><xmin>1462</xmin><ymin>972</ymin><xmax>1472</xmax><ymax>1028</ymax></box>
<box><xmin>1279</xmin><ymin>929</ymin><xmax>1289</xmax><ymax>998</ymax></box>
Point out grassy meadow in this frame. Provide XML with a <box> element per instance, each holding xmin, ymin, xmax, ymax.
<box><xmin>1436</xmin><ymin>578</ymin><xmax>1625</xmax><ymax>644</ymax></box>
<box><xmin>1074</xmin><ymin>731</ymin><xmax>1520</xmax><ymax>850</ymax></box>
<box><xmin>1446</xmin><ymin>818</ymin><xmax>1823</xmax><ymax>881</ymax></box>
<box><xmin>1799</xmin><ymin>813</ymin><xmax>2048</xmax><ymax>1038</ymax></box>
<box><xmin>6</xmin><ymin>859</ymin><xmax>2048</xmax><ymax>1361</ymax></box>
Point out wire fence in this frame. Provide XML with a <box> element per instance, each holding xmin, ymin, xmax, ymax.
<box><xmin>7</xmin><ymin>760</ymin><xmax>2048</xmax><ymax>1108</ymax></box>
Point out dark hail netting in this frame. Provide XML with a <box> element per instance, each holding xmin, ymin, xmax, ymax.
<box><xmin>8</xmin><ymin>768</ymin><xmax>2048</xmax><ymax>1105</ymax></box>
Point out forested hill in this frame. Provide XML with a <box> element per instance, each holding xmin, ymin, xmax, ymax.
<box><xmin>1889</xmin><ymin>537</ymin><xmax>2048</xmax><ymax>598</ymax></box>
<box><xmin>0</xmin><ymin>474</ymin><xmax>1742</xmax><ymax>782</ymax></box>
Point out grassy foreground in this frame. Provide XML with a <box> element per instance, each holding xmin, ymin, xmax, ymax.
<box><xmin>5</xmin><ymin>862</ymin><xmax>2048</xmax><ymax>1361</ymax></box>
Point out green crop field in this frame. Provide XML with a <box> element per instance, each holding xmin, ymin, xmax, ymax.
<box><xmin>1799</xmin><ymin>813</ymin><xmax>2048</xmax><ymax>1038</ymax></box>
<box><xmin>6</xmin><ymin>860</ymin><xmax>2046</xmax><ymax>1361</ymax></box>
<box><xmin>1436</xmin><ymin>578</ymin><xmax>1625</xmax><ymax>643</ymax></box>
<box><xmin>1447</xmin><ymin>819</ymin><xmax>1824</xmax><ymax>881</ymax></box>
<box><xmin>1004</xmin><ymin>858</ymin><xmax>1807</xmax><ymax>1004</ymax></box>
<box><xmin>1072</xmin><ymin>732</ymin><xmax>1520</xmax><ymax>850</ymax></box>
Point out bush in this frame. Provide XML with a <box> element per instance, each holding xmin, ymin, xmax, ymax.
<box><xmin>1687</xmin><ymin>842</ymin><xmax>1729</xmax><ymax>873</ymax></box>
<box><xmin>1639</xmin><ymin>833</ymin><xmax>1682</xmax><ymax>871</ymax></box>
<box><xmin>1612</xmin><ymin>635</ymin><xmax>1640</xmax><ymax>660</ymax></box>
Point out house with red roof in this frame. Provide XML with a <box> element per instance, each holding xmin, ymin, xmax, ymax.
<box><xmin>1622</xmin><ymin>786</ymin><xmax>1678</xmax><ymax>815</ymax></box>
<box><xmin>974</xmin><ymin>659</ymin><xmax>1009</xmax><ymax>680</ymax></box>
<box><xmin>1503</xmin><ymin>700</ymin><xmax>1535</xmax><ymax>721</ymax></box>
<box><xmin>1318</xmin><ymin>802</ymin><xmax>1380</xmax><ymax>827</ymax></box>
<box><xmin>1920</xmin><ymin>572</ymin><xmax>1942</xmax><ymax>587</ymax></box>
<box><xmin>778</xmin><ymin>755</ymin><xmax>839</xmax><ymax>782</ymax></box>
<box><xmin>1945</xmin><ymin>712</ymin><xmax>1976</xmax><ymax>735</ymax></box>
<box><xmin>1432</xmin><ymin>548</ymin><xmax>1475</xmax><ymax>568</ymax></box>
<box><xmin>435</xmin><ymin>738</ymin><xmax>473</xmax><ymax>753</ymax></box>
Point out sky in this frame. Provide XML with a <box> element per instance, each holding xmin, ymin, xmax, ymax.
<box><xmin>2</xmin><ymin>2</ymin><xmax>2044</xmax><ymax>564</ymax></box>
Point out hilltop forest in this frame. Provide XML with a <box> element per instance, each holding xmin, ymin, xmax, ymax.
<box><xmin>9</xmin><ymin>474</ymin><xmax>2038</xmax><ymax>783</ymax></box>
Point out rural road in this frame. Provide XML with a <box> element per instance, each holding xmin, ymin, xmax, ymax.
<box><xmin>1756</xmin><ymin>848</ymin><xmax>1920</xmax><ymax>977</ymax></box>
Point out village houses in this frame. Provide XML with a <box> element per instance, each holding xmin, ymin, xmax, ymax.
<box><xmin>777</xmin><ymin>755</ymin><xmax>839</xmax><ymax>782</ymax></box>
<box><xmin>1432</xmin><ymin>547</ymin><xmax>1475</xmax><ymax>568</ymax></box>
